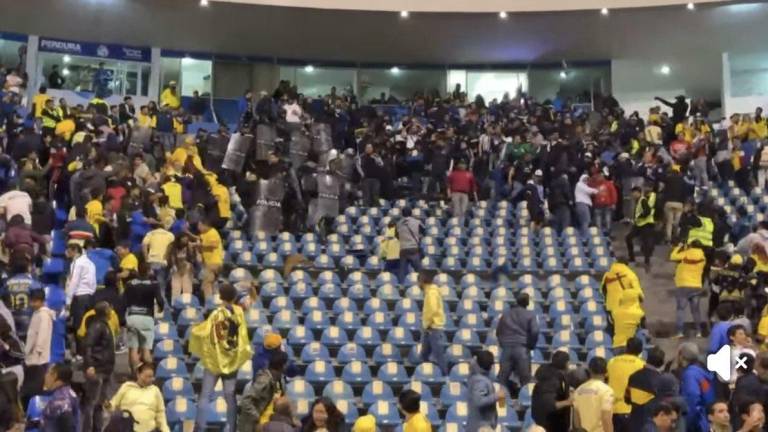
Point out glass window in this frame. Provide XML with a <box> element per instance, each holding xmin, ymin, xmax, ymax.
<box><xmin>447</xmin><ymin>70</ymin><xmax>467</xmax><ymax>95</ymax></box>
<box><xmin>39</xmin><ymin>52</ymin><xmax>150</xmax><ymax>96</ymax></box>
<box><xmin>358</xmin><ymin>68</ymin><xmax>445</xmax><ymax>103</ymax></box>
<box><xmin>729</xmin><ymin>53</ymin><xmax>768</xmax><ymax>98</ymax></box>
<box><xmin>0</xmin><ymin>39</ymin><xmax>24</xmax><ymax>70</ymax></box>
<box><xmin>466</xmin><ymin>71</ymin><xmax>528</xmax><ymax>103</ymax></box>
<box><xmin>278</xmin><ymin>66</ymin><xmax>355</xmax><ymax>99</ymax></box>
<box><xmin>180</xmin><ymin>58</ymin><xmax>212</xmax><ymax>97</ymax></box>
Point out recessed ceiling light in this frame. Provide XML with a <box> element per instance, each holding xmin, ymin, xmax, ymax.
<box><xmin>600</xmin><ymin>7</ymin><xmax>609</xmax><ymax>15</ymax></box>
<box><xmin>62</xmin><ymin>68</ymin><xmax>70</xmax><ymax>77</ymax></box>
<box><xmin>200</xmin><ymin>0</ymin><xmax>209</xmax><ymax>6</ymax></box>
<box><xmin>687</xmin><ymin>2</ymin><xmax>695</xmax><ymax>10</ymax></box>
<box><xmin>400</xmin><ymin>10</ymin><xmax>409</xmax><ymax>18</ymax></box>
<box><xmin>391</xmin><ymin>66</ymin><xmax>401</xmax><ymax>74</ymax></box>
<box><xmin>559</xmin><ymin>71</ymin><xmax>568</xmax><ymax>79</ymax></box>
<box><xmin>304</xmin><ymin>65</ymin><xmax>315</xmax><ymax>73</ymax></box>
<box><xmin>660</xmin><ymin>64</ymin><xmax>671</xmax><ymax>75</ymax></box>
<box><xmin>62</xmin><ymin>55</ymin><xmax>71</xmax><ymax>64</ymax></box>
<box><xmin>499</xmin><ymin>11</ymin><xmax>508</xmax><ymax>19</ymax></box>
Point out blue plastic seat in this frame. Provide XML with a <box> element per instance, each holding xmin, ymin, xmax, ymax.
<box><xmin>577</xmin><ymin>288</ymin><xmax>600</xmax><ymax>304</ymax></box>
<box><xmin>579</xmin><ymin>300</ymin><xmax>603</xmax><ymax>319</ymax></box>
<box><xmin>585</xmin><ymin>331</ymin><xmax>613</xmax><ymax>350</ymax></box>
<box><xmin>341</xmin><ymin>361</ymin><xmax>373</xmax><ymax>384</ymax></box>
<box><xmin>372</xmin><ymin>343</ymin><xmax>402</xmax><ymax>366</ymax></box>
<box><xmin>397</xmin><ymin>312</ymin><xmax>421</xmax><ymax>332</ymax></box>
<box><xmin>377</xmin><ymin>361</ymin><xmax>409</xmax><ymax>385</ymax></box>
<box><xmin>445</xmin><ymin>401</ymin><xmax>469</xmax><ymax>426</ymax></box>
<box><xmin>320</xmin><ymin>326</ymin><xmax>349</xmax><ymax>347</ymax></box>
<box><xmin>444</xmin><ymin>344</ymin><xmax>471</xmax><ymax>366</ymax></box>
<box><xmin>262</xmin><ymin>252</ymin><xmax>284</xmax><ymax>268</ymax></box>
<box><xmin>258</xmin><ymin>269</ymin><xmax>283</xmax><ymax>285</ymax></box>
<box><xmin>161</xmin><ymin>377</ymin><xmax>194</xmax><ymax>402</ymax></box>
<box><xmin>252</xmin><ymin>240</ymin><xmax>272</xmax><ymax>257</ymax></box>
<box><xmin>153</xmin><ymin>340</ymin><xmax>183</xmax><ymax>360</ymax></box>
<box><xmin>336</xmin><ymin>343</ymin><xmax>367</xmax><ymax>365</ymax></box>
<box><xmin>156</xmin><ymin>357</ymin><xmax>189</xmax><ymax>380</ymax></box>
<box><xmin>458</xmin><ymin>313</ymin><xmax>485</xmax><ymax>331</ymax></box>
<box><xmin>284</xmin><ymin>325</ymin><xmax>312</xmax><ymax>348</ymax></box>
<box><xmin>587</xmin><ymin>346</ymin><xmax>614</xmax><ymax>362</ymax></box>
<box><xmin>260</xmin><ymin>283</ymin><xmax>285</xmax><ymax>302</ymax></box>
<box><xmin>412</xmin><ymin>362</ymin><xmax>445</xmax><ymax>384</ymax></box>
<box><xmin>363</xmin><ymin>298</ymin><xmax>388</xmax><ymax>315</ymax></box>
<box><xmin>301</xmin><ymin>297</ymin><xmax>326</xmax><ymax>314</ymax></box>
<box><xmin>314</xmin><ymin>254</ymin><xmax>335</xmax><ymax>270</ymax></box>
<box><xmin>268</xmin><ymin>296</ymin><xmax>291</xmax><ymax>314</ymax></box>
<box><xmin>364</xmin><ymin>256</ymin><xmax>383</xmax><ymax>271</ymax></box>
<box><xmin>299</xmin><ymin>342</ymin><xmax>331</xmax><ymax>363</ymax></box>
<box><xmin>304</xmin><ymin>310</ymin><xmax>331</xmax><ymax>331</ymax></box>
<box><xmin>177</xmin><ymin>308</ymin><xmax>203</xmax><ymax>331</ymax></box>
<box><xmin>335</xmin><ymin>311</ymin><xmax>362</xmax><ymax>332</ymax></box>
<box><xmin>394</xmin><ymin>298</ymin><xmax>419</xmax><ymax>315</ymax></box>
<box><xmin>286</xmin><ymin>270</ymin><xmax>311</xmax><ymax>285</ymax></box>
<box><xmin>323</xmin><ymin>380</ymin><xmax>355</xmax><ymax>403</ymax></box>
<box><xmin>166</xmin><ymin>397</ymin><xmax>197</xmax><ymax>427</ymax></box>
<box><xmin>452</xmin><ymin>329</ymin><xmax>482</xmax><ymax>349</ymax></box>
<box><xmin>288</xmin><ymin>282</ymin><xmax>313</xmax><ymax>301</ymax></box>
<box><xmin>449</xmin><ymin>362</ymin><xmax>471</xmax><ymax>382</ymax></box>
<box><xmin>438</xmin><ymin>380</ymin><xmax>467</xmax><ymax>407</ymax></box>
<box><xmin>155</xmin><ymin>322</ymin><xmax>179</xmax><ymax>341</ymax></box>
<box><xmin>551</xmin><ymin>330</ymin><xmax>579</xmax><ymax>348</ymax></box>
<box><xmin>549</xmin><ymin>300</ymin><xmax>574</xmax><ymax>319</ymax></box>
<box><xmin>353</xmin><ymin>326</ymin><xmax>382</xmax><ymax>349</ymax></box>
<box><xmin>518</xmin><ymin>383</ymin><xmax>535</xmax><ymax>408</ymax></box>
<box><xmin>345</xmin><ymin>272</ymin><xmax>370</xmax><ymax>287</ymax></box>
<box><xmin>385</xmin><ymin>327</ymin><xmax>414</xmax><ymax>347</ymax></box>
<box><xmin>376</xmin><ymin>284</ymin><xmax>402</xmax><ymax>301</ymax></box>
<box><xmin>347</xmin><ymin>284</ymin><xmax>371</xmax><ymax>301</ymax></box>
<box><xmin>585</xmin><ymin>314</ymin><xmax>609</xmax><ymax>332</ymax></box>
<box><xmin>362</xmin><ymin>381</ymin><xmax>396</xmax><ymax>406</ymax></box>
<box><xmin>172</xmin><ymin>293</ymin><xmax>201</xmax><ymax>311</ymax></box>
<box><xmin>366</xmin><ymin>312</ymin><xmax>393</xmax><ymax>332</ymax></box>
<box><xmin>332</xmin><ymin>298</ymin><xmax>358</xmax><ymax>314</ymax></box>
<box><xmin>339</xmin><ymin>255</ymin><xmax>361</xmax><ymax>270</ymax></box>
<box><xmin>286</xmin><ymin>378</ymin><xmax>316</xmax><ymax>400</ymax></box>
<box><xmin>367</xmin><ymin>400</ymin><xmax>401</xmax><ymax>425</ymax></box>
<box><xmin>272</xmin><ymin>310</ymin><xmax>298</xmax><ymax>331</ymax></box>
<box><xmin>301</xmin><ymin>242</ymin><xmax>321</xmax><ymax>260</ymax></box>
<box><xmin>305</xmin><ymin>361</ymin><xmax>336</xmax><ymax>385</ymax></box>
<box><xmin>441</xmin><ymin>257</ymin><xmax>462</xmax><ymax>271</ymax></box>
<box><xmin>318</xmin><ymin>283</ymin><xmax>342</xmax><ymax>301</ymax></box>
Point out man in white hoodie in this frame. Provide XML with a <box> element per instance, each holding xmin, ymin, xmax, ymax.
<box><xmin>574</xmin><ymin>174</ymin><xmax>599</xmax><ymax>236</ymax></box>
<box><xmin>22</xmin><ymin>289</ymin><xmax>54</xmax><ymax>407</ymax></box>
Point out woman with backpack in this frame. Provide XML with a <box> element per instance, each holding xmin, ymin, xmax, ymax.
<box><xmin>107</xmin><ymin>362</ymin><xmax>169</xmax><ymax>432</ymax></box>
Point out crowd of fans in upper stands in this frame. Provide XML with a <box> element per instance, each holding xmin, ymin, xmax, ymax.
<box><xmin>4</xmin><ymin>55</ymin><xmax>768</xmax><ymax>432</ymax></box>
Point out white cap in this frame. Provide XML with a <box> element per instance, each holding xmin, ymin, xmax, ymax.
<box><xmin>534</xmin><ymin>169</ymin><xmax>543</xmax><ymax>176</ymax></box>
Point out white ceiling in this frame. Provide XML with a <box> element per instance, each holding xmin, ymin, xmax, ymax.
<box><xmin>215</xmin><ymin>0</ymin><xmax>726</xmax><ymax>12</ymax></box>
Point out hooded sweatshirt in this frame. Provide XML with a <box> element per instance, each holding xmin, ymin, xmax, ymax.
<box><xmin>109</xmin><ymin>381</ymin><xmax>170</xmax><ymax>432</ymax></box>
<box><xmin>466</xmin><ymin>361</ymin><xmax>499</xmax><ymax>431</ymax></box>
<box><xmin>25</xmin><ymin>305</ymin><xmax>55</xmax><ymax>365</ymax></box>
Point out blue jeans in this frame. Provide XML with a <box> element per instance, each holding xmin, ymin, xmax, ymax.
<box><xmin>398</xmin><ymin>249</ymin><xmax>421</xmax><ymax>284</ymax></box>
<box><xmin>151</xmin><ymin>263</ymin><xmax>169</xmax><ymax>303</ymax></box>
<box><xmin>575</xmin><ymin>203</ymin><xmax>591</xmax><ymax>236</ymax></box>
<box><xmin>195</xmin><ymin>370</ymin><xmax>237</xmax><ymax>432</ymax></box>
<box><xmin>675</xmin><ymin>288</ymin><xmax>704</xmax><ymax>334</ymax></box>
<box><xmin>497</xmin><ymin>345</ymin><xmax>532</xmax><ymax>395</ymax></box>
<box><xmin>594</xmin><ymin>207</ymin><xmax>613</xmax><ymax>234</ymax></box>
<box><xmin>420</xmin><ymin>329</ymin><xmax>447</xmax><ymax>374</ymax></box>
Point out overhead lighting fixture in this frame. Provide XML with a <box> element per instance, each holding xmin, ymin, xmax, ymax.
<box><xmin>600</xmin><ymin>7</ymin><xmax>609</xmax><ymax>15</ymax></box>
<box><xmin>660</xmin><ymin>64</ymin><xmax>671</xmax><ymax>75</ymax></box>
<box><xmin>559</xmin><ymin>71</ymin><xmax>568</xmax><ymax>79</ymax></box>
<box><xmin>390</xmin><ymin>66</ymin><xmax>401</xmax><ymax>74</ymax></box>
<box><xmin>304</xmin><ymin>65</ymin><xmax>315</xmax><ymax>73</ymax></box>
<box><xmin>687</xmin><ymin>2</ymin><xmax>695</xmax><ymax>9</ymax></box>
<box><xmin>62</xmin><ymin>55</ymin><xmax>71</xmax><ymax>64</ymax></box>
<box><xmin>400</xmin><ymin>10</ymin><xmax>409</xmax><ymax>18</ymax></box>
<box><xmin>499</xmin><ymin>11</ymin><xmax>508</xmax><ymax>19</ymax></box>
<box><xmin>200</xmin><ymin>0</ymin><xmax>209</xmax><ymax>6</ymax></box>
<box><xmin>62</xmin><ymin>68</ymin><xmax>70</xmax><ymax>77</ymax></box>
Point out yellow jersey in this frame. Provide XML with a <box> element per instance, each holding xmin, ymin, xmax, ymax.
<box><xmin>200</xmin><ymin>228</ymin><xmax>224</xmax><ymax>266</ymax></box>
<box><xmin>573</xmin><ymin>379</ymin><xmax>615</xmax><ymax>432</ymax></box>
<box><xmin>403</xmin><ymin>413</ymin><xmax>432</xmax><ymax>432</ymax></box>
<box><xmin>85</xmin><ymin>199</ymin><xmax>105</xmax><ymax>234</ymax></box>
<box><xmin>607</xmin><ymin>354</ymin><xmax>646</xmax><ymax>414</ymax></box>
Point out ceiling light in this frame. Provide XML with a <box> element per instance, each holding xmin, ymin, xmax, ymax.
<box><xmin>391</xmin><ymin>66</ymin><xmax>401</xmax><ymax>74</ymax></box>
<box><xmin>200</xmin><ymin>0</ymin><xmax>209</xmax><ymax>6</ymax></box>
<box><xmin>62</xmin><ymin>68</ymin><xmax>70</xmax><ymax>77</ymax></box>
<box><xmin>600</xmin><ymin>7</ymin><xmax>609</xmax><ymax>15</ymax></box>
<box><xmin>660</xmin><ymin>64</ymin><xmax>671</xmax><ymax>75</ymax></box>
<box><xmin>559</xmin><ymin>71</ymin><xmax>568</xmax><ymax>79</ymax></box>
<box><xmin>400</xmin><ymin>10</ymin><xmax>409</xmax><ymax>18</ymax></box>
<box><xmin>499</xmin><ymin>11</ymin><xmax>508</xmax><ymax>19</ymax></box>
<box><xmin>304</xmin><ymin>65</ymin><xmax>315</xmax><ymax>73</ymax></box>
<box><xmin>687</xmin><ymin>2</ymin><xmax>695</xmax><ymax>10</ymax></box>
<box><xmin>62</xmin><ymin>55</ymin><xmax>71</xmax><ymax>64</ymax></box>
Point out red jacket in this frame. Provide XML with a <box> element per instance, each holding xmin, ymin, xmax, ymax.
<box><xmin>447</xmin><ymin>170</ymin><xmax>477</xmax><ymax>194</ymax></box>
<box><xmin>589</xmin><ymin>176</ymin><xmax>618</xmax><ymax>208</ymax></box>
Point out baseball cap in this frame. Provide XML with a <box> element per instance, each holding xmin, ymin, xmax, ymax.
<box><xmin>534</xmin><ymin>169</ymin><xmax>543</xmax><ymax>176</ymax></box>
<box><xmin>263</xmin><ymin>333</ymin><xmax>283</xmax><ymax>350</ymax></box>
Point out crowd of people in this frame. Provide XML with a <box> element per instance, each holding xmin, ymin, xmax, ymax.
<box><xmin>4</xmin><ymin>54</ymin><xmax>768</xmax><ymax>432</ymax></box>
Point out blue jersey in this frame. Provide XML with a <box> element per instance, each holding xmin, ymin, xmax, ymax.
<box><xmin>1</xmin><ymin>273</ymin><xmax>42</xmax><ymax>336</ymax></box>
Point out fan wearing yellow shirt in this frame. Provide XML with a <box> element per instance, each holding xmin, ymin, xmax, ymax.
<box><xmin>32</xmin><ymin>87</ymin><xmax>50</xmax><ymax>119</ymax></box>
<box><xmin>116</xmin><ymin>242</ymin><xmax>139</xmax><ymax>291</ymax></box>
<box><xmin>573</xmin><ymin>357</ymin><xmax>615</xmax><ymax>432</ymax></box>
<box><xmin>142</xmin><ymin>222</ymin><xmax>175</xmax><ymax>300</ymax></box>
<box><xmin>161</xmin><ymin>176</ymin><xmax>184</xmax><ymax>210</ymax></box>
<box><xmin>196</xmin><ymin>219</ymin><xmax>224</xmax><ymax>300</ymax></box>
<box><xmin>160</xmin><ymin>81</ymin><xmax>181</xmax><ymax>110</ymax></box>
<box><xmin>606</xmin><ymin>337</ymin><xmax>646</xmax><ymax>431</ymax></box>
<box><xmin>399</xmin><ymin>389</ymin><xmax>432</xmax><ymax>432</ymax></box>
<box><xmin>210</xmin><ymin>180</ymin><xmax>231</xmax><ymax>227</ymax></box>
<box><xmin>85</xmin><ymin>193</ymin><xmax>107</xmax><ymax>237</ymax></box>
<box><xmin>136</xmin><ymin>105</ymin><xmax>154</xmax><ymax>128</ymax></box>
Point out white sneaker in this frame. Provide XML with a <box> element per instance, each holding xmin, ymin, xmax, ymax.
<box><xmin>671</xmin><ymin>333</ymin><xmax>685</xmax><ymax>339</ymax></box>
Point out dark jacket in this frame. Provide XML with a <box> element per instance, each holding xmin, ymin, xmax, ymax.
<box><xmin>661</xmin><ymin>171</ymin><xmax>686</xmax><ymax>203</ymax></box>
<box><xmin>731</xmin><ymin>373</ymin><xmax>768</xmax><ymax>430</ymax></box>
<box><xmin>83</xmin><ymin>318</ymin><xmax>115</xmax><ymax>375</ymax></box>
<box><xmin>496</xmin><ymin>305</ymin><xmax>539</xmax><ymax>349</ymax></box>
<box><xmin>41</xmin><ymin>385</ymin><xmax>80</xmax><ymax>432</ymax></box>
<box><xmin>531</xmin><ymin>364</ymin><xmax>571</xmax><ymax>431</ymax></box>
<box><xmin>238</xmin><ymin>369</ymin><xmax>284</xmax><ymax>432</ymax></box>
<box><xmin>251</xmin><ymin>346</ymin><xmax>298</xmax><ymax>378</ymax></box>
<box><xmin>547</xmin><ymin>175</ymin><xmax>572</xmax><ymax>210</ymax></box>
<box><xmin>466</xmin><ymin>362</ymin><xmax>498</xmax><ymax>431</ymax></box>
<box><xmin>260</xmin><ymin>413</ymin><xmax>297</xmax><ymax>432</ymax></box>
<box><xmin>627</xmin><ymin>366</ymin><xmax>681</xmax><ymax>432</ymax></box>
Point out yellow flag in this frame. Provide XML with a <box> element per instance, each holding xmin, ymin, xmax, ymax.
<box><xmin>189</xmin><ymin>305</ymin><xmax>252</xmax><ymax>375</ymax></box>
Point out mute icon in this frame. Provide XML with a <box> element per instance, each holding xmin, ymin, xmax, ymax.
<box><xmin>706</xmin><ymin>345</ymin><xmax>731</xmax><ymax>382</ymax></box>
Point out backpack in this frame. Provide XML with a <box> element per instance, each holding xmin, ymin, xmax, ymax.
<box><xmin>103</xmin><ymin>409</ymin><xmax>137</xmax><ymax>432</ymax></box>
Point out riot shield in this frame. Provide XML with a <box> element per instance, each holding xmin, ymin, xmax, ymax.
<box><xmin>202</xmin><ymin>133</ymin><xmax>228</xmax><ymax>172</ymax></box>
<box><xmin>249</xmin><ymin>178</ymin><xmax>285</xmax><ymax>236</ymax></box>
<box><xmin>307</xmin><ymin>172</ymin><xmax>340</xmax><ymax>227</ymax></box>
<box><xmin>222</xmin><ymin>133</ymin><xmax>254</xmax><ymax>172</ymax></box>
<box><xmin>255</xmin><ymin>124</ymin><xmax>277</xmax><ymax>161</ymax></box>
<box><xmin>289</xmin><ymin>128</ymin><xmax>311</xmax><ymax>168</ymax></box>
<box><xmin>311</xmin><ymin>123</ymin><xmax>333</xmax><ymax>165</ymax></box>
